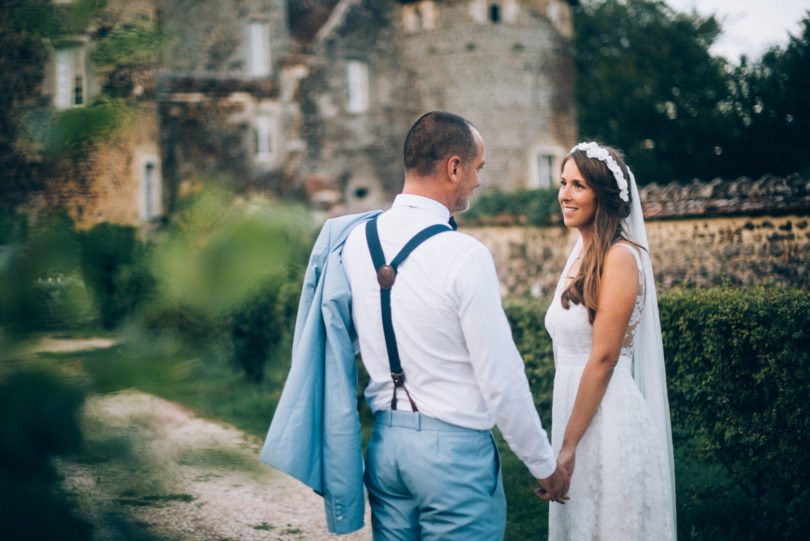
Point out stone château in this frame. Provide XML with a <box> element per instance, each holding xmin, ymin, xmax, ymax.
<box><xmin>28</xmin><ymin>0</ymin><xmax>578</xmax><ymax>225</ymax></box>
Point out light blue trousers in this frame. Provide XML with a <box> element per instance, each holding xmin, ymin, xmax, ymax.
<box><xmin>364</xmin><ymin>410</ymin><xmax>506</xmax><ymax>541</ymax></box>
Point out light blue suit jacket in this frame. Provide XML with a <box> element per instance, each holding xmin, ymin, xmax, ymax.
<box><xmin>259</xmin><ymin>210</ymin><xmax>380</xmax><ymax>534</ymax></box>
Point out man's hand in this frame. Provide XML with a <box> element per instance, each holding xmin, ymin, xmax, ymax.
<box><xmin>534</xmin><ymin>461</ymin><xmax>570</xmax><ymax>504</ymax></box>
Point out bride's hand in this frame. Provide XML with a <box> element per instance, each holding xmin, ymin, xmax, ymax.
<box><xmin>558</xmin><ymin>446</ymin><xmax>576</xmax><ymax>477</ymax></box>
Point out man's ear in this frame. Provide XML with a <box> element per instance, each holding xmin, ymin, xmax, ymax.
<box><xmin>446</xmin><ymin>156</ymin><xmax>462</xmax><ymax>182</ymax></box>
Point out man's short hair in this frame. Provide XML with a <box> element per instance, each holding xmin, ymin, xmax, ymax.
<box><xmin>403</xmin><ymin>111</ymin><xmax>477</xmax><ymax>177</ymax></box>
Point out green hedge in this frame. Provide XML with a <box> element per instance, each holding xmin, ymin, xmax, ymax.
<box><xmin>460</xmin><ymin>187</ymin><xmax>561</xmax><ymax>227</ymax></box>
<box><xmin>504</xmin><ymin>286</ymin><xmax>810</xmax><ymax>540</ymax></box>
<box><xmin>132</xmin><ymin>186</ymin><xmax>313</xmax><ymax>382</ymax></box>
<box><xmin>0</xmin><ymin>215</ymin><xmax>95</xmax><ymax>333</ymax></box>
<box><xmin>1</xmin><ymin>187</ymin><xmax>312</xmax><ymax>384</ymax></box>
<box><xmin>661</xmin><ymin>286</ymin><xmax>810</xmax><ymax>540</ymax></box>
<box><xmin>79</xmin><ymin>223</ymin><xmax>153</xmax><ymax>329</ymax></box>
<box><xmin>504</xmin><ymin>298</ymin><xmax>554</xmax><ymax>426</ymax></box>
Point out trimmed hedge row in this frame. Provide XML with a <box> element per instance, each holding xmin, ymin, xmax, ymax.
<box><xmin>505</xmin><ymin>286</ymin><xmax>810</xmax><ymax>540</ymax></box>
<box><xmin>661</xmin><ymin>286</ymin><xmax>810</xmax><ymax>540</ymax></box>
<box><xmin>460</xmin><ymin>187</ymin><xmax>562</xmax><ymax>227</ymax></box>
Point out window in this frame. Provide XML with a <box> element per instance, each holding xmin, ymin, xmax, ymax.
<box><xmin>537</xmin><ymin>153</ymin><xmax>554</xmax><ymax>188</ymax></box>
<box><xmin>139</xmin><ymin>155</ymin><xmax>162</xmax><ymax>221</ymax></box>
<box><xmin>402</xmin><ymin>5</ymin><xmax>419</xmax><ymax>33</ymax></box>
<box><xmin>489</xmin><ymin>3</ymin><xmax>501</xmax><ymax>23</ymax></box>
<box><xmin>247</xmin><ymin>21</ymin><xmax>271</xmax><ymax>77</ymax></box>
<box><xmin>420</xmin><ymin>2</ymin><xmax>437</xmax><ymax>30</ymax></box>
<box><xmin>346</xmin><ymin>60</ymin><xmax>370</xmax><ymax>114</ymax></box>
<box><xmin>530</xmin><ymin>149</ymin><xmax>561</xmax><ymax>189</ymax></box>
<box><xmin>54</xmin><ymin>45</ymin><xmax>86</xmax><ymax>109</ymax></box>
<box><xmin>254</xmin><ymin>114</ymin><xmax>278</xmax><ymax>163</ymax></box>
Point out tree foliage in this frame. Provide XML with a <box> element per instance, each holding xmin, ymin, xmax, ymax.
<box><xmin>573</xmin><ymin>0</ymin><xmax>730</xmax><ymax>184</ymax></box>
<box><xmin>722</xmin><ymin>16</ymin><xmax>810</xmax><ymax>179</ymax></box>
<box><xmin>0</xmin><ymin>0</ymin><xmax>52</xmax><ymax>204</ymax></box>
<box><xmin>573</xmin><ymin>1</ymin><xmax>810</xmax><ymax>184</ymax></box>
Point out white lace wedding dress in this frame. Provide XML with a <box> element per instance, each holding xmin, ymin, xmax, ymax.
<box><xmin>544</xmin><ymin>243</ymin><xmax>676</xmax><ymax>540</ymax></box>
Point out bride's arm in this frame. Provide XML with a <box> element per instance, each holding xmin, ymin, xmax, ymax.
<box><xmin>558</xmin><ymin>245</ymin><xmax>638</xmax><ymax>474</ymax></box>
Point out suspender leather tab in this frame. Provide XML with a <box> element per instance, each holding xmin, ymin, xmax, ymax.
<box><xmin>377</xmin><ymin>264</ymin><xmax>396</xmax><ymax>289</ymax></box>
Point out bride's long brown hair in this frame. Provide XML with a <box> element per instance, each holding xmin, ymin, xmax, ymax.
<box><xmin>560</xmin><ymin>145</ymin><xmax>635</xmax><ymax>324</ymax></box>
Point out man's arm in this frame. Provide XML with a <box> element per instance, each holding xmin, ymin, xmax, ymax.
<box><xmin>453</xmin><ymin>244</ymin><xmax>567</xmax><ymax>497</ymax></box>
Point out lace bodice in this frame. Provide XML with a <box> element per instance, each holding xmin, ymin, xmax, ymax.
<box><xmin>544</xmin><ymin>243</ymin><xmax>645</xmax><ymax>361</ymax></box>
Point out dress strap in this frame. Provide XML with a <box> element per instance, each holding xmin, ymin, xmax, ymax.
<box><xmin>615</xmin><ymin>242</ymin><xmax>646</xmax><ymax>298</ymax></box>
<box><xmin>613</xmin><ymin>242</ymin><xmax>642</xmax><ymax>270</ymax></box>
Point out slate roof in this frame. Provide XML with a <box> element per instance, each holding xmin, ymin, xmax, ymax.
<box><xmin>640</xmin><ymin>174</ymin><xmax>810</xmax><ymax>219</ymax></box>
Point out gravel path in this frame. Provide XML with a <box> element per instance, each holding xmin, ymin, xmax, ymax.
<box><xmin>57</xmin><ymin>390</ymin><xmax>373</xmax><ymax>541</ymax></box>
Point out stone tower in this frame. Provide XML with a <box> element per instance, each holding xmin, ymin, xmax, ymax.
<box><xmin>303</xmin><ymin>0</ymin><xmax>577</xmax><ymax>212</ymax></box>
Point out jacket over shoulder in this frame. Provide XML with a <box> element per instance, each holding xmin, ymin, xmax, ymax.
<box><xmin>259</xmin><ymin>210</ymin><xmax>381</xmax><ymax>534</ymax></box>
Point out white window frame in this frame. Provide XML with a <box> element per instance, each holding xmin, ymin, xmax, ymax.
<box><xmin>402</xmin><ymin>5</ymin><xmax>419</xmax><ymax>33</ymax></box>
<box><xmin>254</xmin><ymin>113</ymin><xmax>279</xmax><ymax>164</ymax></box>
<box><xmin>420</xmin><ymin>2</ymin><xmax>437</xmax><ymax>30</ymax></box>
<box><xmin>529</xmin><ymin>146</ymin><xmax>563</xmax><ymax>189</ymax></box>
<box><xmin>246</xmin><ymin>21</ymin><xmax>271</xmax><ymax>77</ymax></box>
<box><xmin>139</xmin><ymin>154</ymin><xmax>162</xmax><ymax>221</ymax></box>
<box><xmin>346</xmin><ymin>60</ymin><xmax>370</xmax><ymax>114</ymax></box>
<box><xmin>537</xmin><ymin>153</ymin><xmax>554</xmax><ymax>188</ymax></box>
<box><xmin>54</xmin><ymin>44</ymin><xmax>86</xmax><ymax>109</ymax></box>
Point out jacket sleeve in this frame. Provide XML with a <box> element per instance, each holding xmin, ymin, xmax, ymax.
<box><xmin>259</xmin><ymin>212</ymin><xmax>377</xmax><ymax>535</ymax></box>
<box><xmin>259</xmin><ymin>223</ymin><xmax>331</xmax><ymax>491</ymax></box>
<box><xmin>320</xmin><ymin>249</ymin><xmax>364</xmax><ymax>533</ymax></box>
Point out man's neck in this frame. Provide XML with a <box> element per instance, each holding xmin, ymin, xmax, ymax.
<box><xmin>402</xmin><ymin>176</ymin><xmax>452</xmax><ymax>213</ymax></box>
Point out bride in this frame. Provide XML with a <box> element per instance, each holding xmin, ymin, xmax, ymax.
<box><xmin>541</xmin><ymin>142</ymin><xmax>676</xmax><ymax>539</ymax></box>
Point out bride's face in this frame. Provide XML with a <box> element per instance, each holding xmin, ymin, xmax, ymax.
<box><xmin>559</xmin><ymin>159</ymin><xmax>597</xmax><ymax>231</ymax></box>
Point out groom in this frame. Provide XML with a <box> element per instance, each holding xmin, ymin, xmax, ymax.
<box><xmin>261</xmin><ymin>111</ymin><xmax>568</xmax><ymax>539</ymax></box>
<box><xmin>344</xmin><ymin>111</ymin><xmax>568</xmax><ymax>538</ymax></box>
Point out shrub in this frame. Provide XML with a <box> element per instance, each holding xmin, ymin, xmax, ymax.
<box><xmin>0</xmin><ymin>368</ymin><xmax>91</xmax><ymax>539</ymax></box>
<box><xmin>79</xmin><ymin>223</ymin><xmax>153</xmax><ymax>329</ymax></box>
<box><xmin>0</xmin><ymin>215</ymin><xmax>94</xmax><ymax>333</ymax></box>
<box><xmin>661</xmin><ymin>286</ymin><xmax>810</xmax><ymax>540</ymax></box>
<box><xmin>503</xmin><ymin>298</ymin><xmax>554</xmax><ymax>426</ymax></box>
<box><xmin>228</xmin><ymin>277</ymin><xmax>301</xmax><ymax>383</ymax></box>
<box><xmin>135</xmin><ymin>185</ymin><xmax>313</xmax><ymax>381</ymax></box>
<box><xmin>461</xmin><ymin>187</ymin><xmax>561</xmax><ymax>227</ymax></box>
<box><xmin>0</xmin><ymin>209</ymin><xmax>28</xmax><ymax>244</ymax></box>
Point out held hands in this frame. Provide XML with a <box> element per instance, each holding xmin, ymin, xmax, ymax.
<box><xmin>534</xmin><ymin>461</ymin><xmax>571</xmax><ymax>504</ymax></box>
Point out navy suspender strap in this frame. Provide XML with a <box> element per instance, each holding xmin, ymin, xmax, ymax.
<box><xmin>365</xmin><ymin>216</ymin><xmax>452</xmax><ymax>411</ymax></box>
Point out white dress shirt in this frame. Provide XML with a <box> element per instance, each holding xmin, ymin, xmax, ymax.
<box><xmin>343</xmin><ymin>194</ymin><xmax>556</xmax><ymax>479</ymax></box>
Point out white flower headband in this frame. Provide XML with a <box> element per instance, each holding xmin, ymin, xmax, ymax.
<box><xmin>570</xmin><ymin>142</ymin><xmax>630</xmax><ymax>202</ymax></box>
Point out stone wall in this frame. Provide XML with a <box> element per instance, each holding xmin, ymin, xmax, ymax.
<box><xmin>468</xmin><ymin>214</ymin><xmax>810</xmax><ymax>300</ymax></box>
<box><xmin>23</xmin><ymin>104</ymin><xmax>161</xmax><ymax>229</ymax></box>
<box><xmin>303</xmin><ymin>0</ymin><xmax>577</xmax><ymax>214</ymax></box>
